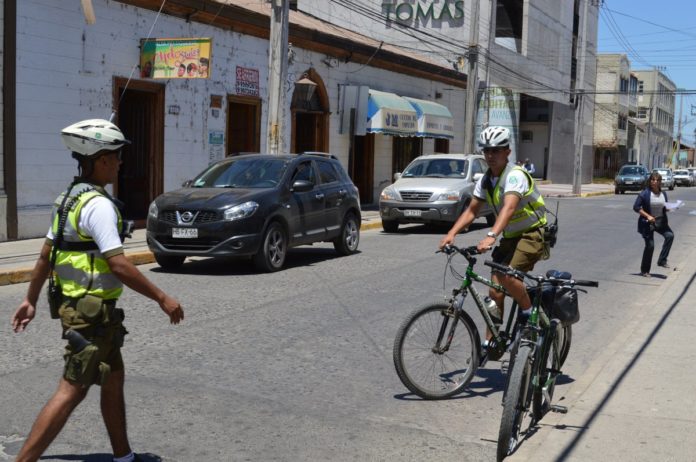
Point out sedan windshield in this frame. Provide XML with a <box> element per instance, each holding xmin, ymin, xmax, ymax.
<box><xmin>192</xmin><ymin>158</ymin><xmax>288</xmax><ymax>188</ymax></box>
<box><xmin>618</xmin><ymin>166</ymin><xmax>644</xmax><ymax>175</ymax></box>
<box><xmin>402</xmin><ymin>159</ymin><xmax>468</xmax><ymax>178</ymax></box>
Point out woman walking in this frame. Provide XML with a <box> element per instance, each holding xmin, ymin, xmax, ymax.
<box><xmin>633</xmin><ymin>172</ymin><xmax>675</xmax><ymax>277</ymax></box>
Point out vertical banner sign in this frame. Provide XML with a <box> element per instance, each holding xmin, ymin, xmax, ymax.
<box><xmin>140</xmin><ymin>38</ymin><xmax>212</xmax><ymax>79</ymax></box>
<box><xmin>476</xmin><ymin>86</ymin><xmax>520</xmax><ymax>161</ymax></box>
<box><xmin>208</xmin><ymin>130</ymin><xmax>224</xmax><ymax>164</ymax></box>
<box><xmin>235</xmin><ymin>66</ymin><xmax>260</xmax><ymax>96</ymax></box>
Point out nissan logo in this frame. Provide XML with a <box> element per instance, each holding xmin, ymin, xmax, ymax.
<box><xmin>176</xmin><ymin>210</ymin><xmax>198</xmax><ymax>225</ymax></box>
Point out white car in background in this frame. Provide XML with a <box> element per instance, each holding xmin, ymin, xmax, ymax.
<box><xmin>673</xmin><ymin>169</ymin><xmax>694</xmax><ymax>187</ymax></box>
<box><xmin>652</xmin><ymin>168</ymin><xmax>675</xmax><ymax>190</ymax></box>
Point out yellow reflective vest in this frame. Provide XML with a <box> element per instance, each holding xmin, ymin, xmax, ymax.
<box><xmin>484</xmin><ymin>165</ymin><xmax>547</xmax><ymax>238</ymax></box>
<box><xmin>50</xmin><ymin>182</ymin><xmax>124</xmax><ymax>300</ymax></box>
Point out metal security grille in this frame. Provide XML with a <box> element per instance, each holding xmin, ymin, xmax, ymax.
<box><xmin>161</xmin><ymin>211</ymin><xmax>218</xmax><ymax>224</ymax></box>
<box><xmin>399</xmin><ymin>191</ymin><xmax>433</xmax><ymax>202</ymax></box>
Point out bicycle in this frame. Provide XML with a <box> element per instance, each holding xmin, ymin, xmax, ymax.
<box><xmin>392</xmin><ymin>244</ymin><xmax>573</xmax><ymax>400</ymax></box>
<box><xmin>491</xmin><ymin>260</ymin><xmax>598</xmax><ymax>461</ymax></box>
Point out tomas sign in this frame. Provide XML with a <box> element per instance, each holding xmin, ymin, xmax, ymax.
<box><xmin>382</xmin><ymin>1</ymin><xmax>465</xmax><ymax>24</ymax></box>
<box><xmin>140</xmin><ymin>38</ymin><xmax>212</xmax><ymax>79</ymax></box>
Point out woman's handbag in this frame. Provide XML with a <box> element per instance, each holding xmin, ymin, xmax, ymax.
<box><xmin>651</xmin><ymin>215</ymin><xmax>668</xmax><ymax>232</ymax></box>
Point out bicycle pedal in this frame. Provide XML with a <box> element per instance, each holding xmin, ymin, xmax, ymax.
<box><xmin>550</xmin><ymin>405</ymin><xmax>568</xmax><ymax>414</ymax></box>
<box><xmin>500</xmin><ymin>359</ymin><xmax>510</xmax><ymax>375</ymax></box>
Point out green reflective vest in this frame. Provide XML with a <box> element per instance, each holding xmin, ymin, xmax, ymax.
<box><xmin>485</xmin><ymin>165</ymin><xmax>547</xmax><ymax>238</ymax></box>
<box><xmin>50</xmin><ymin>182</ymin><xmax>123</xmax><ymax>300</ymax></box>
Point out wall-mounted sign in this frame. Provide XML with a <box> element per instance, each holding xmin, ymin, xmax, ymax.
<box><xmin>140</xmin><ymin>38</ymin><xmax>211</xmax><ymax>79</ymax></box>
<box><xmin>236</xmin><ymin>66</ymin><xmax>260</xmax><ymax>96</ymax></box>
<box><xmin>382</xmin><ymin>1</ymin><xmax>464</xmax><ymax>25</ymax></box>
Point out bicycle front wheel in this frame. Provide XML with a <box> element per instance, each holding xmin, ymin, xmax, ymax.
<box><xmin>497</xmin><ymin>344</ymin><xmax>534</xmax><ymax>461</ymax></box>
<box><xmin>559</xmin><ymin>324</ymin><xmax>572</xmax><ymax>366</ymax></box>
<box><xmin>533</xmin><ymin>330</ymin><xmax>562</xmax><ymax>419</ymax></box>
<box><xmin>393</xmin><ymin>303</ymin><xmax>480</xmax><ymax>400</ymax></box>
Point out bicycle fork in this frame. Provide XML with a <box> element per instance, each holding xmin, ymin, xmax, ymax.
<box><xmin>431</xmin><ymin>297</ymin><xmax>463</xmax><ymax>354</ymax></box>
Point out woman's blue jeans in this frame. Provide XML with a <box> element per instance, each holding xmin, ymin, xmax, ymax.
<box><xmin>641</xmin><ymin>226</ymin><xmax>674</xmax><ymax>274</ymax></box>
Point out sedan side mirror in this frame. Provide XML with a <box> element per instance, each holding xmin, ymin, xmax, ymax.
<box><xmin>473</xmin><ymin>172</ymin><xmax>484</xmax><ymax>181</ymax></box>
<box><xmin>292</xmin><ymin>179</ymin><xmax>314</xmax><ymax>192</ymax></box>
<box><xmin>182</xmin><ymin>179</ymin><xmax>193</xmax><ymax>187</ymax></box>
<box><xmin>393</xmin><ymin>172</ymin><xmax>401</xmax><ymax>181</ymax></box>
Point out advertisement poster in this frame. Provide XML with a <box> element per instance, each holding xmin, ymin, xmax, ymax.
<box><xmin>208</xmin><ymin>130</ymin><xmax>224</xmax><ymax>164</ymax></box>
<box><xmin>475</xmin><ymin>86</ymin><xmax>520</xmax><ymax>161</ymax></box>
<box><xmin>236</xmin><ymin>66</ymin><xmax>260</xmax><ymax>96</ymax></box>
<box><xmin>140</xmin><ymin>38</ymin><xmax>212</xmax><ymax>79</ymax></box>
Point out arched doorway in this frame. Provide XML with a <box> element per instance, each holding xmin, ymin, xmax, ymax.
<box><xmin>291</xmin><ymin>69</ymin><xmax>329</xmax><ymax>153</ymax></box>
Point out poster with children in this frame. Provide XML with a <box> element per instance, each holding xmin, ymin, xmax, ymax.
<box><xmin>140</xmin><ymin>38</ymin><xmax>212</xmax><ymax>79</ymax></box>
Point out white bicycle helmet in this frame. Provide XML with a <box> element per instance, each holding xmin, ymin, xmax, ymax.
<box><xmin>478</xmin><ymin>126</ymin><xmax>510</xmax><ymax>149</ymax></box>
<box><xmin>61</xmin><ymin>119</ymin><xmax>130</xmax><ymax>157</ymax></box>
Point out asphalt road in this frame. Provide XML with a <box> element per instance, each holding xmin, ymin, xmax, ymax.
<box><xmin>1</xmin><ymin>187</ymin><xmax>695</xmax><ymax>461</ymax></box>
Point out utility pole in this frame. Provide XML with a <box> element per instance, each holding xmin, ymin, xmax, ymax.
<box><xmin>572</xmin><ymin>0</ymin><xmax>590</xmax><ymax>194</ymax></box>
<box><xmin>483</xmin><ymin>0</ymin><xmax>497</xmax><ymax>128</ymax></box>
<box><xmin>675</xmin><ymin>90</ymin><xmax>684</xmax><ymax>169</ymax></box>
<box><xmin>266</xmin><ymin>0</ymin><xmax>289</xmax><ymax>155</ymax></box>
<box><xmin>646</xmin><ymin>105</ymin><xmax>653</xmax><ymax>168</ymax></box>
<box><xmin>463</xmin><ymin>0</ymin><xmax>481</xmax><ymax>153</ymax></box>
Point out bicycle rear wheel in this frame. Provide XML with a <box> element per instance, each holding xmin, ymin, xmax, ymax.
<box><xmin>533</xmin><ymin>329</ymin><xmax>562</xmax><ymax>418</ymax></box>
<box><xmin>393</xmin><ymin>303</ymin><xmax>480</xmax><ymax>400</ymax></box>
<box><xmin>497</xmin><ymin>344</ymin><xmax>534</xmax><ymax>461</ymax></box>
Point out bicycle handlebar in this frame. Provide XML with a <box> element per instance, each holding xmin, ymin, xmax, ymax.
<box><xmin>483</xmin><ymin>259</ymin><xmax>599</xmax><ymax>288</ymax></box>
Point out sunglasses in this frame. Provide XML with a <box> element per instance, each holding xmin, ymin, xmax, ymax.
<box><xmin>483</xmin><ymin>147</ymin><xmax>506</xmax><ymax>154</ymax></box>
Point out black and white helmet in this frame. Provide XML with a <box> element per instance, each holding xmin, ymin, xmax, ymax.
<box><xmin>478</xmin><ymin>126</ymin><xmax>510</xmax><ymax>149</ymax></box>
<box><xmin>61</xmin><ymin>119</ymin><xmax>130</xmax><ymax>157</ymax></box>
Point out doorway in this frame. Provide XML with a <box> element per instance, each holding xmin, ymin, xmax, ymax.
<box><xmin>114</xmin><ymin>78</ymin><xmax>164</xmax><ymax>224</ymax></box>
<box><xmin>351</xmin><ymin>134</ymin><xmax>375</xmax><ymax>204</ymax></box>
<box><xmin>227</xmin><ymin>95</ymin><xmax>261</xmax><ymax>155</ymax></box>
<box><xmin>291</xmin><ymin>68</ymin><xmax>329</xmax><ymax>153</ymax></box>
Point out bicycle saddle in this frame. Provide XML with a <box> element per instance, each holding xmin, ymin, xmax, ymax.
<box><xmin>546</xmin><ymin>269</ymin><xmax>572</xmax><ymax>280</ymax></box>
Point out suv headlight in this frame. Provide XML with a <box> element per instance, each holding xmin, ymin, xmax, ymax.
<box><xmin>380</xmin><ymin>186</ymin><xmax>400</xmax><ymax>201</ymax></box>
<box><xmin>615</xmin><ymin>177</ymin><xmax>622</xmax><ymax>184</ymax></box>
<box><xmin>436</xmin><ymin>190</ymin><xmax>461</xmax><ymax>201</ymax></box>
<box><xmin>223</xmin><ymin>201</ymin><xmax>258</xmax><ymax>221</ymax></box>
<box><xmin>148</xmin><ymin>201</ymin><xmax>158</xmax><ymax>219</ymax></box>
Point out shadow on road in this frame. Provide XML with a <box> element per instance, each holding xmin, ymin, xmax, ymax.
<box><xmin>41</xmin><ymin>453</ymin><xmax>162</xmax><ymax>462</ymax></box>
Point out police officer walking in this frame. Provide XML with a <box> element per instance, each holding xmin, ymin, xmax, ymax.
<box><xmin>11</xmin><ymin>119</ymin><xmax>185</xmax><ymax>462</ymax></box>
<box><xmin>440</xmin><ymin>126</ymin><xmax>547</xmax><ymax>351</ymax></box>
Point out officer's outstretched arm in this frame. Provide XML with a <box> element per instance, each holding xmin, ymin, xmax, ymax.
<box><xmin>12</xmin><ymin>243</ymin><xmax>52</xmax><ymax>332</ymax></box>
<box><xmin>107</xmin><ymin>254</ymin><xmax>184</xmax><ymax>324</ymax></box>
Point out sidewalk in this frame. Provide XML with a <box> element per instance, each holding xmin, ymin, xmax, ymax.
<box><xmin>0</xmin><ymin>183</ymin><xmax>612</xmax><ymax>286</ymax></box>
<box><xmin>508</xmin><ymin>233</ymin><xmax>696</xmax><ymax>461</ymax></box>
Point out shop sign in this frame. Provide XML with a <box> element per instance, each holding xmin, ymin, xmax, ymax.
<box><xmin>236</xmin><ymin>66</ymin><xmax>260</xmax><ymax>96</ymax></box>
<box><xmin>382</xmin><ymin>1</ymin><xmax>465</xmax><ymax>24</ymax></box>
<box><xmin>140</xmin><ymin>38</ymin><xmax>211</xmax><ymax>79</ymax></box>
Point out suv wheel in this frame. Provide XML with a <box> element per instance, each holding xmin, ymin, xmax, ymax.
<box><xmin>254</xmin><ymin>222</ymin><xmax>287</xmax><ymax>272</ymax></box>
<box><xmin>334</xmin><ymin>213</ymin><xmax>360</xmax><ymax>255</ymax></box>
<box><xmin>382</xmin><ymin>220</ymin><xmax>399</xmax><ymax>233</ymax></box>
<box><xmin>154</xmin><ymin>254</ymin><xmax>185</xmax><ymax>270</ymax></box>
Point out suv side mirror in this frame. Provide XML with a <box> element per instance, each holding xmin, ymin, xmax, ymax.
<box><xmin>182</xmin><ymin>179</ymin><xmax>193</xmax><ymax>187</ymax></box>
<box><xmin>292</xmin><ymin>179</ymin><xmax>314</xmax><ymax>192</ymax></box>
<box><xmin>473</xmin><ymin>172</ymin><xmax>484</xmax><ymax>181</ymax></box>
<box><xmin>393</xmin><ymin>172</ymin><xmax>401</xmax><ymax>181</ymax></box>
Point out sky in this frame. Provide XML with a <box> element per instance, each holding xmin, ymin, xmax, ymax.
<box><xmin>598</xmin><ymin>0</ymin><xmax>696</xmax><ymax>144</ymax></box>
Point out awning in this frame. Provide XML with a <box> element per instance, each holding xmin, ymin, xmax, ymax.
<box><xmin>403</xmin><ymin>97</ymin><xmax>454</xmax><ymax>139</ymax></box>
<box><xmin>366</xmin><ymin>89</ymin><xmax>417</xmax><ymax>136</ymax></box>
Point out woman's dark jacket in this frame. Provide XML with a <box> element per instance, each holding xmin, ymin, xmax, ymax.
<box><xmin>633</xmin><ymin>188</ymin><xmax>668</xmax><ymax>238</ymax></box>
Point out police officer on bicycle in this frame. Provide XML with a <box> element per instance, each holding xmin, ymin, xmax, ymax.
<box><xmin>11</xmin><ymin>119</ymin><xmax>184</xmax><ymax>462</ymax></box>
<box><xmin>440</xmin><ymin>126</ymin><xmax>547</xmax><ymax>339</ymax></box>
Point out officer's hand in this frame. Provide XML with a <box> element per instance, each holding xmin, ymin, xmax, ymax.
<box><xmin>12</xmin><ymin>300</ymin><xmax>36</xmax><ymax>332</ymax></box>
<box><xmin>160</xmin><ymin>295</ymin><xmax>184</xmax><ymax>325</ymax></box>
<box><xmin>476</xmin><ymin>236</ymin><xmax>496</xmax><ymax>254</ymax></box>
<box><xmin>439</xmin><ymin>233</ymin><xmax>455</xmax><ymax>250</ymax></box>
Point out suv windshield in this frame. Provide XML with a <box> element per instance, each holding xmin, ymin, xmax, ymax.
<box><xmin>675</xmin><ymin>170</ymin><xmax>688</xmax><ymax>175</ymax></box>
<box><xmin>619</xmin><ymin>166</ymin><xmax>645</xmax><ymax>175</ymax></box>
<box><xmin>192</xmin><ymin>158</ymin><xmax>288</xmax><ymax>188</ymax></box>
<box><xmin>402</xmin><ymin>158</ymin><xmax>469</xmax><ymax>178</ymax></box>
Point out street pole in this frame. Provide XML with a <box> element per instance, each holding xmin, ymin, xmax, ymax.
<box><xmin>572</xmin><ymin>0</ymin><xmax>589</xmax><ymax>194</ymax></box>
<box><xmin>646</xmin><ymin>105</ymin><xmax>653</xmax><ymax>168</ymax></box>
<box><xmin>266</xmin><ymin>0</ymin><xmax>289</xmax><ymax>155</ymax></box>
<box><xmin>463</xmin><ymin>0</ymin><xmax>480</xmax><ymax>154</ymax></box>
<box><xmin>675</xmin><ymin>90</ymin><xmax>684</xmax><ymax>168</ymax></box>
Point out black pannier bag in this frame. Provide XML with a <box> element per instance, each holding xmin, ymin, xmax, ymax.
<box><xmin>526</xmin><ymin>270</ymin><xmax>580</xmax><ymax>326</ymax></box>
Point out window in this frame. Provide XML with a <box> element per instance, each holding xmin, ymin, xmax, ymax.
<box><xmin>317</xmin><ymin>160</ymin><xmax>339</xmax><ymax>184</ymax></box>
<box><xmin>638</xmin><ymin>81</ymin><xmax>644</xmax><ymax>93</ymax></box>
<box><xmin>620</xmin><ymin>78</ymin><xmax>629</xmax><ymax>93</ymax></box>
<box><xmin>637</xmin><ymin>108</ymin><xmax>647</xmax><ymax>119</ymax></box>
<box><xmin>434</xmin><ymin>138</ymin><xmax>449</xmax><ymax>153</ymax></box>
<box><xmin>521</xmin><ymin>130</ymin><xmax>533</xmax><ymax>143</ymax></box>
<box><xmin>292</xmin><ymin>161</ymin><xmax>316</xmax><ymax>184</ymax></box>
<box><xmin>495</xmin><ymin>0</ymin><xmax>523</xmax><ymax>52</ymax></box>
<box><xmin>618</xmin><ymin>115</ymin><xmax>627</xmax><ymax>130</ymax></box>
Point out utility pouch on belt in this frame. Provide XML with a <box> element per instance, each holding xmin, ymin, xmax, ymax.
<box><xmin>64</xmin><ymin>342</ymin><xmax>100</xmax><ymax>386</ymax></box>
<box><xmin>75</xmin><ymin>294</ymin><xmax>108</xmax><ymax>324</ymax></box>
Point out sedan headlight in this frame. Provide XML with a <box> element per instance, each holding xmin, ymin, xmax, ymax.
<box><xmin>223</xmin><ymin>201</ymin><xmax>258</xmax><ymax>221</ymax></box>
<box><xmin>380</xmin><ymin>186</ymin><xmax>400</xmax><ymax>201</ymax></box>
<box><xmin>148</xmin><ymin>201</ymin><xmax>158</xmax><ymax>219</ymax></box>
<box><xmin>436</xmin><ymin>190</ymin><xmax>461</xmax><ymax>201</ymax></box>
<box><xmin>614</xmin><ymin>177</ymin><xmax>622</xmax><ymax>184</ymax></box>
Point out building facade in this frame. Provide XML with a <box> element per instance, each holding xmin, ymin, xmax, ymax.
<box><xmin>633</xmin><ymin>69</ymin><xmax>676</xmax><ymax>169</ymax></box>
<box><xmin>1</xmin><ymin>0</ymin><xmax>599</xmax><ymax>240</ymax></box>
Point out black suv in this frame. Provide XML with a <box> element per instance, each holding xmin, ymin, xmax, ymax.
<box><xmin>146</xmin><ymin>153</ymin><xmax>361</xmax><ymax>272</ymax></box>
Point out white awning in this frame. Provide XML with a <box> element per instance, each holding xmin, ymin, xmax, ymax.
<box><xmin>403</xmin><ymin>97</ymin><xmax>454</xmax><ymax>139</ymax></box>
<box><xmin>366</xmin><ymin>89</ymin><xmax>417</xmax><ymax>136</ymax></box>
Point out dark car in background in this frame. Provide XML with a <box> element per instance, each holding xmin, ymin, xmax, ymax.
<box><xmin>614</xmin><ymin>164</ymin><xmax>649</xmax><ymax>194</ymax></box>
<box><xmin>146</xmin><ymin>153</ymin><xmax>361</xmax><ymax>272</ymax></box>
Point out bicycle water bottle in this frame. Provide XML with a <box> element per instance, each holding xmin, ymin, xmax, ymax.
<box><xmin>484</xmin><ymin>296</ymin><xmax>502</xmax><ymax>327</ymax></box>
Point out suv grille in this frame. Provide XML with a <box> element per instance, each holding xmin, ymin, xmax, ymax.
<box><xmin>161</xmin><ymin>210</ymin><xmax>218</xmax><ymax>224</ymax></box>
<box><xmin>400</xmin><ymin>191</ymin><xmax>433</xmax><ymax>202</ymax></box>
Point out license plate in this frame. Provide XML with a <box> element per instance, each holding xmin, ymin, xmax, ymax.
<box><xmin>624</xmin><ymin>180</ymin><xmax>633</xmax><ymax>184</ymax></box>
<box><xmin>172</xmin><ymin>227</ymin><xmax>198</xmax><ymax>238</ymax></box>
<box><xmin>404</xmin><ymin>209</ymin><xmax>422</xmax><ymax>217</ymax></box>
